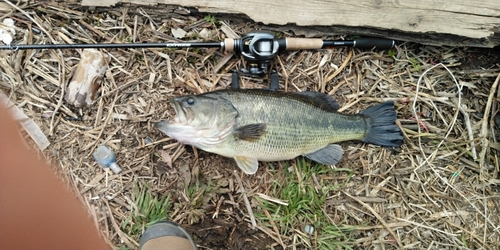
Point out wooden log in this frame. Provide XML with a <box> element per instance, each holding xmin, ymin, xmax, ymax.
<box><xmin>15</xmin><ymin>0</ymin><xmax>500</xmax><ymax>47</ymax></box>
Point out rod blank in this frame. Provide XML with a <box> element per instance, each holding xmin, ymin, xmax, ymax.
<box><xmin>0</xmin><ymin>42</ymin><xmax>223</xmax><ymax>50</ymax></box>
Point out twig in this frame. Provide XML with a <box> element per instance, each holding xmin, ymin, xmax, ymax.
<box><xmin>344</xmin><ymin>191</ymin><xmax>404</xmax><ymax>249</ymax></box>
<box><xmin>256</xmin><ymin>192</ymin><xmax>289</xmax><ymax>206</ymax></box>
<box><xmin>104</xmin><ymin>199</ymin><xmax>138</xmax><ymax>248</ymax></box>
<box><xmin>49</xmin><ymin>50</ymin><xmax>66</xmax><ymax>135</ymax></box>
<box><xmin>479</xmin><ymin>73</ymin><xmax>500</xmax><ymax>169</ymax></box>
<box><xmin>251</xmin><ymin>222</ymin><xmax>289</xmax><ymax>248</ymax></box>
<box><xmin>478</xmin><ymin>73</ymin><xmax>500</xmax><ymax>244</ymax></box>
<box><xmin>458</xmin><ymin>104</ymin><xmax>477</xmax><ymax>160</ymax></box>
<box><xmin>324</xmin><ymin>49</ymin><xmax>353</xmax><ymax>85</ymax></box>
<box><xmin>88</xmin><ymin>92</ymin><xmax>119</xmax><ymax>155</ymax></box>
<box><xmin>397</xmin><ymin>218</ymin><xmax>459</xmax><ymax>237</ymax></box>
<box><xmin>5</xmin><ymin>0</ymin><xmax>69</xmax><ymax>135</ymax></box>
<box><xmin>233</xmin><ymin>170</ymin><xmax>257</xmax><ymax>229</ymax></box>
<box><xmin>277</xmin><ymin>56</ymin><xmax>289</xmax><ymax>92</ymax></box>
<box><xmin>254</xmin><ymin>198</ymin><xmax>286</xmax><ymax>249</ymax></box>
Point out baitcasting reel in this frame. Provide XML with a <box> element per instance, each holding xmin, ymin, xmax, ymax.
<box><xmin>231</xmin><ymin>31</ymin><xmax>279</xmax><ymax>76</ymax></box>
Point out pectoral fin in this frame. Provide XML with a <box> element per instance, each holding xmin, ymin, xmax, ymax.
<box><xmin>234</xmin><ymin>123</ymin><xmax>266</xmax><ymax>141</ymax></box>
<box><xmin>304</xmin><ymin>144</ymin><xmax>344</xmax><ymax>165</ymax></box>
<box><xmin>234</xmin><ymin>156</ymin><xmax>259</xmax><ymax>174</ymax></box>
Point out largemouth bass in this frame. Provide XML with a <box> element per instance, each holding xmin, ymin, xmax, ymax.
<box><xmin>156</xmin><ymin>89</ymin><xmax>403</xmax><ymax>174</ymax></box>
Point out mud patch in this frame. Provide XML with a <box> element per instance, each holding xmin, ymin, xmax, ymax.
<box><xmin>185</xmin><ymin>208</ymin><xmax>280</xmax><ymax>250</ymax></box>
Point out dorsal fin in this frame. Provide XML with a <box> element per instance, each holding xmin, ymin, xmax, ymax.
<box><xmin>203</xmin><ymin>88</ymin><xmax>340</xmax><ymax>112</ymax></box>
<box><xmin>294</xmin><ymin>91</ymin><xmax>340</xmax><ymax>111</ymax></box>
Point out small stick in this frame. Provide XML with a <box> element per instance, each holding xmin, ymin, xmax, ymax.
<box><xmin>256</xmin><ymin>192</ymin><xmax>289</xmax><ymax>206</ymax></box>
<box><xmin>251</xmin><ymin>222</ymin><xmax>288</xmax><ymax>248</ymax></box>
<box><xmin>89</xmin><ymin>93</ymin><xmax>119</xmax><ymax>155</ymax></box>
<box><xmin>458</xmin><ymin>104</ymin><xmax>477</xmax><ymax>160</ymax></box>
<box><xmin>277</xmin><ymin>56</ymin><xmax>289</xmax><ymax>92</ymax></box>
<box><xmin>104</xmin><ymin>200</ymin><xmax>137</xmax><ymax>248</ymax></box>
<box><xmin>397</xmin><ymin>218</ymin><xmax>460</xmax><ymax>237</ymax></box>
<box><xmin>344</xmin><ymin>191</ymin><xmax>404</xmax><ymax>249</ymax></box>
<box><xmin>479</xmin><ymin>73</ymin><xmax>500</xmax><ymax>169</ymax></box>
<box><xmin>478</xmin><ymin>73</ymin><xmax>500</xmax><ymax>244</ymax></box>
<box><xmin>255</xmin><ymin>198</ymin><xmax>286</xmax><ymax>249</ymax></box>
<box><xmin>324</xmin><ymin>49</ymin><xmax>353</xmax><ymax>84</ymax></box>
<box><xmin>233</xmin><ymin>170</ymin><xmax>257</xmax><ymax>229</ymax></box>
<box><xmin>49</xmin><ymin>50</ymin><xmax>66</xmax><ymax>135</ymax></box>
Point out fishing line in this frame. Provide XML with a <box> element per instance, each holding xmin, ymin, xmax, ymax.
<box><xmin>411</xmin><ymin>63</ymin><xmax>499</xmax><ymax>235</ymax></box>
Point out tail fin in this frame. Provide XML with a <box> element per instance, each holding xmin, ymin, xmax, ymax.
<box><xmin>360</xmin><ymin>101</ymin><xmax>403</xmax><ymax>147</ymax></box>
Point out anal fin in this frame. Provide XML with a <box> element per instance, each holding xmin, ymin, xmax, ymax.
<box><xmin>234</xmin><ymin>156</ymin><xmax>259</xmax><ymax>174</ymax></box>
<box><xmin>304</xmin><ymin>144</ymin><xmax>344</xmax><ymax>165</ymax></box>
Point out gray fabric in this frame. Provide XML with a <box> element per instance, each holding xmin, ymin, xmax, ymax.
<box><xmin>139</xmin><ymin>221</ymin><xmax>197</xmax><ymax>250</ymax></box>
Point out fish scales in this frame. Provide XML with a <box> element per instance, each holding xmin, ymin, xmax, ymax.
<box><xmin>213</xmin><ymin>90</ymin><xmax>367</xmax><ymax>160</ymax></box>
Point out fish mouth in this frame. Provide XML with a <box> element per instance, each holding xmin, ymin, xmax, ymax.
<box><xmin>155</xmin><ymin>98</ymin><xmax>190</xmax><ymax>135</ymax></box>
<box><xmin>168</xmin><ymin>98</ymin><xmax>190</xmax><ymax>125</ymax></box>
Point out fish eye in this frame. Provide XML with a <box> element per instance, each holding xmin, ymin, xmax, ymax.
<box><xmin>186</xmin><ymin>98</ymin><xmax>195</xmax><ymax>105</ymax></box>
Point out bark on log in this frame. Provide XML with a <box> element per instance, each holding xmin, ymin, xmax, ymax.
<box><xmin>15</xmin><ymin>0</ymin><xmax>500</xmax><ymax>47</ymax></box>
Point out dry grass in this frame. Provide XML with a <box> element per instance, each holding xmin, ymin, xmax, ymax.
<box><xmin>1</xmin><ymin>2</ymin><xmax>500</xmax><ymax>249</ymax></box>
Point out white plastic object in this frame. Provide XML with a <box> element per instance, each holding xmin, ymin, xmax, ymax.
<box><xmin>93</xmin><ymin>145</ymin><xmax>122</xmax><ymax>174</ymax></box>
<box><xmin>304</xmin><ymin>224</ymin><xmax>315</xmax><ymax>235</ymax></box>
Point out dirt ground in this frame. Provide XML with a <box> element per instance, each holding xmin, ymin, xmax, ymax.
<box><xmin>1</xmin><ymin>2</ymin><xmax>500</xmax><ymax>250</ymax></box>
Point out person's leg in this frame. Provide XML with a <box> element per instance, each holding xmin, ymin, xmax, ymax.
<box><xmin>0</xmin><ymin>103</ymin><xmax>110</xmax><ymax>250</ymax></box>
<box><xmin>0</xmin><ymin>102</ymin><xmax>198</xmax><ymax>250</ymax></box>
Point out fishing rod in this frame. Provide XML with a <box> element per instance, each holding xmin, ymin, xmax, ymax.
<box><xmin>0</xmin><ymin>31</ymin><xmax>395</xmax><ymax>89</ymax></box>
